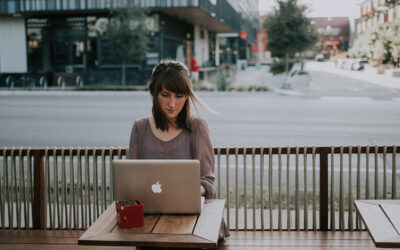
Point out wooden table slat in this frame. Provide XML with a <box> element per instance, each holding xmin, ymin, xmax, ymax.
<box><xmin>380</xmin><ymin>204</ymin><xmax>400</xmax><ymax>234</ymax></box>
<box><xmin>82</xmin><ymin>232</ymin><xmax>213</xmax><ymax>248</ymax></box>
<box><xmin>355</xmin><ymin>200</ymin><xmax>400</xmax><ymax>248</ymax></box>
<box><xmin>193</xmin><ymin>199</ymin><xmax>225</xmax><ymax>242</ymax></box>
<box><xmin>79</xmin><ymin>202</ymin><xmax>117</xmax><ymax>241</ymax></box>
<box><xmin>152</xmin><ymin>215</ymin><xmax>197</xmax><ymax>234</ymax></box>
<box><xmin>112</xmin><ymin>215</ymin><xmax>160</xmax><ymax>234</ymax></box>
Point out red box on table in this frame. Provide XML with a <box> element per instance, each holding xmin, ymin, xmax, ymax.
<box><xmin>116</xmin><ymin>200</ymin><xmax>144</xmax><ymax>228</ymax></box>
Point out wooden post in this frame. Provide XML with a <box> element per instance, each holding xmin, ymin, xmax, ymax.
<box><xmin>319</xmin><ymin>147</ymin><xmax>329</xmax><ymax>231</ymax></box>
<box><xmin>33</xmin><ymin>150</ymin><xmax>46</xmax><ymax>229</ymax></box>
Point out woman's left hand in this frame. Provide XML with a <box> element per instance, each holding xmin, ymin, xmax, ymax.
<box><xmin>200</xmin><ymin>185</ymin><xmax>206</xmax><ymax>196</ymax></box>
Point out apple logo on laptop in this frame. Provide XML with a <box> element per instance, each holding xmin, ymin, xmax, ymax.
<box><xmin>151</xmin><ymin>181</ymin><xmax>162</xmax><ymax>193</ymax></box>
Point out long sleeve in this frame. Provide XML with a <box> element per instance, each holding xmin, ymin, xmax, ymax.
<box><xmin>128</xmin><ymin>121</ymin><xmax>139</xmax><ymax>159</ymax></box>
<box><xmin>194</xmin><ymin>119</ymin><xmax>216</xmax><ymax>199</ymax></box>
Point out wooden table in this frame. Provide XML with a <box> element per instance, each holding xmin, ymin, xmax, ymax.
<box><xmin>78</xmin><ymin>199</ymin><xmax>225</xmax><ymax>249</ymax></box>
<box><xmin>354</xmin><ymin>200</ymin><xmax>400</xmax><ymax>248</ymax></box>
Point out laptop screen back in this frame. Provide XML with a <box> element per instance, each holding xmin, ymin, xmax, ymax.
<box><xmin>112</xmin><ymin>159</ymin><xmax>201</xmax><ymax>214</ymax></box>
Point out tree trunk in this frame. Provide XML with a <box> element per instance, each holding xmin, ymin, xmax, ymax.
<box><xmin>285</xmin><ymin>52</ymin><xmax>289</xmax><ymax>73</ymax></box>
<box><xmin>121</xmin><ymin>60</ymin><xmax>126</xmax><ymax>85</ymax></box>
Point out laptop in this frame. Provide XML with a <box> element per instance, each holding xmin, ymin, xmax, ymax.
<box><xmin>112</xmin><ymin>159</ymin><xmax>203</xmax><ymax>214</ymax></box>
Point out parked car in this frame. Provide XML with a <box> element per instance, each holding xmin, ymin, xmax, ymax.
<box><xmin>315</xmin><ymin>54</ymin><xmax>324</xmax><ymax>62</ymax></box>
<box><xmin>351</xmin><ymin>59</ymin><xmax>368</xmax><ymax>70</ymax></box>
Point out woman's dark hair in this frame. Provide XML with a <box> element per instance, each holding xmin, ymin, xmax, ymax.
<box><xmin>148</xmin><ymin>59</ymin><xmax>195</xmax><ymax>132</ymax></box>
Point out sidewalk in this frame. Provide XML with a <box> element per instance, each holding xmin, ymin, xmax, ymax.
<box><xmin>305</xmin><ymin>61</ymin><xmax>400</xmax><ymax>89</ymax></box>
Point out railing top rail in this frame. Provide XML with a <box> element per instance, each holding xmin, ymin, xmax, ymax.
<box><xmin>0</xmin><ymin>146</ymin><xmax>399</xmax><ymax>156</ymax></box>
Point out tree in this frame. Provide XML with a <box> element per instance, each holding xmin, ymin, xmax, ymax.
<box><xmin>350</xmin><ymin>19</ymin><xmax>400</xmax><ymax>67</ymax></box>
<box><xmin>103</xmin><ymin>6</ymin><xmax>149</xmax><ymax>85</ymax></box>
<box><xmin>263</xmin><ymin>0</ymin><xmax>318</xmax><ymax>72</ymax></box>
<box><xmin>388</xmin><ymin>19</ymin><xmax>400</xmax><ymax>67</ymax></box>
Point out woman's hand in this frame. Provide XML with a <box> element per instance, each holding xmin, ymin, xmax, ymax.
<box><xmin>200</xmin><ymin>184</ymin><xmax>206</xmax><ymax>196</ymax></box>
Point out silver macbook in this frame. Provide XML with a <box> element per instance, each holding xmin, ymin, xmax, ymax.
<box><xmin>112</xmin><ymin>159</ymin><xmax>202</xmax><ymax>214</ymax></box>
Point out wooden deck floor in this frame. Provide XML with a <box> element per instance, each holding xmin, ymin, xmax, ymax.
<box><xmin>0</xmin><ymin>230</ymin><xmax>375</xmax><ymax>249</ymax></box>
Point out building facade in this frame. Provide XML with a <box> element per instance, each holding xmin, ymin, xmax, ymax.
<box><xmin>356</xmin><ymin>0</ymin><xmax>400</xmax><ymax>34</ymax></box>
<box><xmin>312</xmin><ymin>17</ymin><xmax>350</xmax><ymax>58</ymax></box>
<box><xmin>0</xmin><ymin>0</ymin><xmax>258</xmax><ymax>86</ymax></box>
<box><xmin>251</xmin><ymin>15</ymin><xmax>270</xmax><ymax>63</ymax></box>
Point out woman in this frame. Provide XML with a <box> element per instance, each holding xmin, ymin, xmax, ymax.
<box><xmin>128</xmin><ymin>59</ymin><xmax>229</xmax><ymax>241</ymax></box>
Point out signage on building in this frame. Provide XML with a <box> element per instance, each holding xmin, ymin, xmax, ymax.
<box><xmin>240</xmin><ymin>31</ymin><xmax>247</xmax><ymax>39</ymax></box>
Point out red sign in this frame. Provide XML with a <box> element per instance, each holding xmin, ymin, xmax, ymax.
<box><xmin>240</xmin><ymin>31</ymin><xmax>247</xmax><ymax>39</ymax></box>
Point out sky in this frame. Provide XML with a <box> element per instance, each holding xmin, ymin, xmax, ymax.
<box><xmin>259</xmin><ymin>0</ymin><xmax>362</xmax><ymax>20</ymax></box>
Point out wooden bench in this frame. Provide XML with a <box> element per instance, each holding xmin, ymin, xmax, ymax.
<box><xmin>0</xmin><ymin>230</ymin><xmax>374</xmax><ymax>249</ymax></box>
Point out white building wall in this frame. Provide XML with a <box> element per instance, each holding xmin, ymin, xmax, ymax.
<box><xmin>194</xmin><ymin>24</ymin><xmax>209</xmax><ymax>66</ymax></box>
<box><xmin>0</xmin><ymin>17</ymin><xmax>27</xmax><ymax>73</ymax></box>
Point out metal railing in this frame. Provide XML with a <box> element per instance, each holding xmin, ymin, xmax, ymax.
<box><xmin>0</xmin><ymin>146</ymin><xmax>398</xmax><ymax>231</ymax></box>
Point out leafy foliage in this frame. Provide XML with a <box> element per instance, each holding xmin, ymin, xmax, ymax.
<box><xmin>350</xmin><ymin>19</ymin><xmax>400</xmax><ymax>65</ymax></box>
<box><xmin>103</xmin><ymin>6</ymin><xmax>149</xmax><ymax>84</ymax></box>
<box><xmin>263</xmin><ymin>0</ymin><xmax>318</xmax><ymax>58</ymax></box>
<box><xmin>104</xmin><ymin>7</ymin><xmax>149</xmax><ymax>63</ymax></box>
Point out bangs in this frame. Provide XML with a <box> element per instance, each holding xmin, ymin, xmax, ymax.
<box><xmin>156</xmin><ymin>68</ymin><xmax>191</xmax><ymax>95</ymax></box>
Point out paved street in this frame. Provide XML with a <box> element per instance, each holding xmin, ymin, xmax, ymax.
<box><xmin>1</xmin><ymin>62</ymin><xmax>400</xmax><ymax>148</ymax></box>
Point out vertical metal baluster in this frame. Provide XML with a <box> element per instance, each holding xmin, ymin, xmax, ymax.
<box><xmin>0</xmin><ymin>148</ymin><xmax>4</xmax><ymax>228</ymax></box>
<box><xmin>383</xmin><ymin>146</ymin><xmax>387</xmax><ymax>200</ymax></box>
<box><xmin>117</xmin><ymin>147</ymin><xmax>122</xmax><ymax>159</ymax></box>
<box><xmin>295</xmin><ymin>147</ymin><xmax>299</xmax><ymax>231</ymax></box>
<box><xmin>366</xmin><ymin>146</ymin><xmax>370</xmax><ymax>200</ymax></box>
<box><xmin>217</xmin><ymin>148</ymin><xmax>221</xmax><ymax>199</ymax></box>
<box><xmin>303</xmin><ymin>146</ymin><xmax>308</xmax><ymax>231</ymax></box>
<box><xmin>243</xmin><ymin>148</ymin><xmax>247</xmax><ymax>231</ymax></box>
<box><xmin>17</xmin><ymin>149</ymin><xmax>24</xmax><ymax>229</ymax></box>
<box><xmin>70</xmin><ymin>148</ymin><xmax>76</xmax><ymax>229</ymax></box>
<box><xmin>85</xmin><ymin>148</ymin><xmax>90</xmax><ymax>227</ymax></box>
<box><xmin>348</xmin><ymin>146</ymin><xmax>353</xmax><ymax>231</ymax></box>
<box><xmin>53</xmin><ymin>148</ymin><xmax>61</xmax><ymax>229</ymax></box>
<box><xmin>278</xmin><ymin>147</ymin><xmax>282</xmax><ymax>231</ymax></box>
<box><xmin>286</xmin><ymin>146</ymin><xmax>290</xmax><ymax>230</ymax></box>
<box><xmin>61</xmin><ymin>148</ymin><xmax>67</xmax><ymax>229</ymax></box>
<box><xmin>268</xmin><ymin>147</ymin><xmax>273</xmax><ymax>231</ymax></box>
<box><xmin>392</xmin><ymin>146</ymin><xmax>397</xmax><ymax>199</ymax></box>
<box><xmin>11</xmin><ymin>148</ymin><xmax>18</xmax><ymax>228</ymax></box>
<box><xmin>45</xmin><ymin>149</ymin><xmax>52</xmax><ymax>229</ymax></box>
<box><xmin>101</xmin><ymin>148</ymin><xmax>106</xmax><ymax>212</ymax></box>
<box><xmin>312</xmin><ymin>147</ymin><xmax>316</xmax><ymax>231</ymax></box>
<box><xmin>339</xmin><ymin>146</ymin><xmax>344</xmax><ymax>231</ymax></box>
<box><xmin>259</xmin><ymin>147</ymin><xmax>264</xmax><ymax>230</ymax></box>
<box><xmin>94</xmin><ymin>148</ymin><xmax>99</xmax><ymax>221</ymax></box>
<box><xmin>252</xmin><ymin>147</ymin><xmax>256</xmax><ymax>231</ymax></box>
<box><xmin>1</xmin><ymin>148</ymin><xmax>6</xmax><ymax>228</ymax></box>
<box><xmin>234</xmin><ymin>147</ymin><xmax>239</xmax><ymax>231</ymax></box>
<box><xmin>374</xmin><ymin>145</ymin><xmax>379</xmax><ymax>199</ymax></box>
<box><xmin>77</xmin><ymin>149</ymin><xmax>84</xmax><ymax>229</ymax></box>
<box><xmin>330</xmin><ymin>146</ymin><xmax>335</xmax><ymax>231</ymax></box>
<box><xmin>28</xmin><ymin>149</ymin><xmax>33</xmax><ymax>229</ymax></box>
<box><xmin>356</xmin><ymin>146</ymin><xmax>361</xmax><ymax>230</ymax></box>
<box><xmin>226</xmin><ymin>147</ymin><xmax>230</xmax><ymax>229</ymax></box>
<box><xmin>5</xmin><ymin>149</ymin><xmax>11</xmax><ymax>228</ymax></box>
<box><xmin>22</xmin><ymin>149</ymin><xmax>28</xmax><ymax>229</ymax></box>
<box><xmin>20</xmin><ymin>149</ymin><xmax>27</xmax><ymax>228</ymax></box>
<box><xmin>109</xmin><ymin>149</ymin><xmax>113</xmax><ymax>204</ymax></box>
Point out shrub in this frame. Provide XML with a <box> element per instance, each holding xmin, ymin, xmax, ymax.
<box><xmin>269</xmin><ymin>59</ymin><xmax>301</xmax><ymax>75</ymax></box>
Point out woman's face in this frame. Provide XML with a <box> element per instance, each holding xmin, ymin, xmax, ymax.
<box><xmin>157</xmin><ymin>87</ymin><xmax>188</xmax><ymax>123</ymax></box>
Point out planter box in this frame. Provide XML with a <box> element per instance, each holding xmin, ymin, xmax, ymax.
<box><xmin>376</xmin><ymin>67</ymin><xmax>385</xmax><ymax>74</ymax></box>
<box><xmin>116</xmin><ymin>200</ymin><xmax>144</xmax><ymax>228</ymax></box>
<box><xmin>392</xmin><ymin>70</ymin><xmax>400</xmax><ymax>77</ymax></box>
